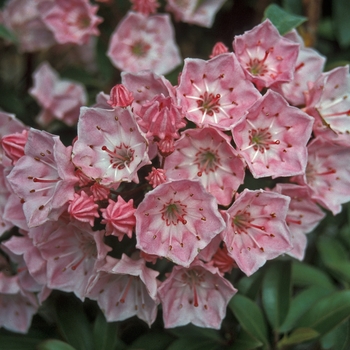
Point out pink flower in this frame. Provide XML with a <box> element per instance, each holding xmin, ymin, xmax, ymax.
<box><xmin>209</xmin><ymin>42</ymin><xmax>229</xmax><ymax>58</ymax></box>
<box><xmin>68</xmin><ymin>191</ymin><xmax>99</xmax><ymax>226</ymax></box>
<box><xmin>130</xmin><ymin>0</ymin><xmax>159</xmax><ymax>16</ymax></box>
<box><xmin>107</xmin><ymin>11</ymin><xmax>181</xmax><ymax>75</ymax></box>
<box><xmin>232</xmin><ymin>90</ymin><xmax>314</xmax><ymax>178</ymax></box>
<box><xmin>101</xmin><ymin>197</ymin><xmax>136</xmax><ymax>241</ymax></box>
<box><xmin>221</xmin><ymin>189</ymin><xmax>292</xmax><ymax>276</ymax></box>
<box><xmin>86</xmin><ymin>254</ymin><xmax>159</xmax><ymax>326</ymax></box>
<box><xmin>209</xmin><ymin>244</ymin><xmax>237</xmax><ymax>275</ymax></box>
<box><xmin>177</xmin><ymin>53</ymin><xmax>261</xmax><ymax>130</ymax></box>
<box><xmin>7</xmin><ymin>129</ymin><xmax>78</xmax><ymax>228</ymax></box>
<box><xmin>164</xmin><ymin>127</ymin><xmax>245</xmax><ymax>206</ymax></box>
<box><xmin>1</xmin><ymin>129</ymin><xmax>28</xmax><ymax>166</ymax></box>
<box><xmin>107</xmin><ymin>84</ymin><xmax>134</xmax><ymax>108</ymax></box>
<box><xmin>272</xmin><ymin>183</ymin><xmax>325</xmax><ymax>260</ymax></box>
<box><xmin>233</xmin><ymin>19</ymin><xmax>300</xmax><ymax>90</ymax></box>
<box><xmin>29</xmin><ymin>62</ymin><xmax>87</xmax><ymax>127</ymax></box>
<box><xmin>90</xmin><ymin>182</ymin><xmax>110</xmax><ymax>201</ymax></box>
<box><xmin>145</xmin><ymin>167</ymin><xmax>167</xmax><ymax>188</ymax></box>
<box><xmin>135</xmin><ymin>179</ymin><xmax>226</xmax><ymax>267</ymax></box>
<box><xmin>166</xmin><ymin>0</ymin><xmax>226</xmax><ymax>28</ymax></box>
<box><xmin>38</xmin><ymin>0</ymin><xmax>102</xmax><ymax>45</ymax></box>
<box><xmin>158</xmin><ymin>260</ymin><xmax>237</xmax><ymax>328</ymax></box>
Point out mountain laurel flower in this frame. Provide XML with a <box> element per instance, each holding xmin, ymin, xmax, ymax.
<box><xmin>101</xmin><ymin>197</ymin><xmax>136</xmax><ymax>241</ymax></box>
<box><xmin>135</xmin><ymin>179</ymin><xmax>226</xmax><ymax>267</ymax></box>
<box><xmin>68</xmin><ymin>191</ymin><xmax>99</xmax><ymax>226</ymax></box>
<box><xmin>107</xmin><ymin>84</ymin><xmax>134</xmax><ymax>108</ymax></box>
<box><xmin>232</xmin><ymin>90</ymin><xmax>314</xmax><ymax>179</ymax></box>
<box><xmin>158</xmin><ymin>260</ymin><xmax>237</xmax><ymax>328</ymax></box>
<box><xmin>233</xmin><ymin>19</ymin><xmax>300</xmax><ymax>90</ymax></box>
<box><xmin>145</xmin><ymin>167</ymin><xmax>167</xmax><ymax>188</ymax></box>
<box><xmin>90</xmin><ymin>182</ymin><xmax>110</xmax><ymax>201</ymax></box>
<box><xmin>209</xmin><ymin>42</ymin><xmax>229</xmax><ymax>58</ymax></box>
<box><xmin>130</xmin><ymin>0</ymin><xmax>159</xmax><ymax>16</ymax></box>
<box><xmin>177</xmin><ymin>53</ymin><xmax>261</xmax><ymax>130</ymax></box>
<box><xmin>221</xmin><ymin>189</ymin><xmax>292</xmax><ymax>276</ymax></box>
<box><xmin>1</xmin><ymin>130</ymin><xmax>28</xmax><ymax>166</ymax></box>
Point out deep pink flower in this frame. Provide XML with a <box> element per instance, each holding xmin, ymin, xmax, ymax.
<box><xmin>209</xmin><ymin>42</ymin><xmax>229</xmax><ymax>58</ymax></box>
<box><xmin>158</xmin><ymin>260</ymin><xmax>237</xmax><ymax>328</ymax></box>
<box><xmin>107</xmin><ymin>84</ymin><xmax>134</xmax><ymax>108</ymax></box>
<box><xmin>1</xmin><ymin>129</ymin><xmax>28</xmax><ymax>166</ymax></box>
<box><xmin>233</xmin><ymin>19</ymin><xmax>300</xmax><ymax>90</ymax></box>
<box><xmin>209</xmin><ymin>244</ymin><xmax>237</xmax><ymax>275</ymax></box>
<box><xmin>221</xmin><ymin>189</ymin><xmax>292</xmax><ymax>276</ymax></box>
<box><xmin>101</xmin><ymin>197</ymin><xmax>136</xmax><ymax>241</ymax></box>
<box><xmin>72</xmin><ymin>106</ymin><xmax>150</xmax><ymax>186</ymax></box>
<box><xmin>166</xmin><ymin>0</ymin><xmax>226</xmax><ymax>28</ymax></box>
<box><xmin>90</xmin><ymin>182</ymin><xmax>110</xmax><ymax>201</ymax></box>
<box><xmin>164</xmin><ymin>127</ymin><xmax>245</xmax><ymax>206</ymax></box>
<box><xmin>7</xmin><ymin>129</ymin><xmax>78</xmax><ymax>228</ymax></box>
<box><xmin>177</xmin><ymin>53</ymin><xmax>261</xmax><ymax>130</ymax></box>
<box><xmin>86</xmin><ymin>254</ymin><xmax>159</xmax><ymax>326</ymax></box>
<box><xmin>145</xmin><ymin>167</ymin><xmax>167</xmax><ymax>188</ymax></box>
<box><xmin>292</xmin><ymin>136</ymin><xmax>350</xmax><ymax>215</ymax></box>
<box><xmin>68</xmin><ymin>191</ymin><xmax>99</xmax><ymax>226</ymax></box>
<box><xmin>107</xmin><ymin>11</ymin><xmax>181</xmax><ymax>75</ymax></box>
<box><xmin>135</xmin><ymin>179</ymin><xmax>226</xmax><ymax>267</ymax></box>
<box><xmin>38</xmin><ymin>0</ymin><xmax>102</xmax><ymax>45</ymax></box>
<box><xmin>232</xmin><ymin>90</ymin><xmax>314</xmax><ymax>178</ymax></box>
<box><xmin>130</xmin><ymin>0</ymin><xmax>159</xmax><ymax>15</ymax></box>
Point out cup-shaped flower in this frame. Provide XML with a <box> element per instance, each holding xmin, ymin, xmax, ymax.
<box><xmin>177</xmin><ymin>53</ymin><xmax>260</xmax><ymax>130</ymax></box>
<box><xmin>7</xmin><ymin>128</ymin><xmax>78</xmax><ymax>228</ymax></box>
<box><xmin>232</xmin><ymin>90</ymin><xmax>314</xmax><ymax>178</ymax></box>
<box><xmin>107</xmin><ymin>11</ymin><xmax>181</xmax><ymax>75</ymax></box>
<box><xmin>72</xmin><ymin>106</ymin><xmax>150</xmax><ymax>186</ymax></box>
<box><xmin>221</xmin><ymin>189</ymin><xmax>292</xmax><ymax>276</ymax></box>
<box><xmin>158</xmin><ymin>260</ymin><xmax>237</xmax><ymax>328</ymax></box>
<box><xmin>233</xmin><ymin>19</ymin><xmax>300</xmax><ymax>90</ymax></box>
<box><xmin>164</xmin><ymin>127</ymin><xmax>245</xmax><ymax>206</ymax></box>
<box><xmin>135</xmin><ymin>179</ymin><xmax>226</xmax><ymax>267</ymax></box>
<box><xmin>86</xmin><ymin>254</ymin><xmax>159</xmax><ymax>326</ymax></box>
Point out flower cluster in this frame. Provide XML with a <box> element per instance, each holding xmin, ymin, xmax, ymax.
<box><xmin>0</xmin><ymin>0</ymin><xmax>350</xmax><ymax>335</ymax></box>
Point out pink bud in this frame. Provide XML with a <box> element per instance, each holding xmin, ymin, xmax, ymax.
<box><xmin>107</xmin><ymin>84</ymin><xmax>134</xmax><ymax>108</ymax></box>
<box><xmin>1</xmin><ymin>129</ymin><xmax>28</xmax><ymax>165</ymax></box>
<box><xmin>209</xmin><ymin>42</ymin><xmax>229</xmax><ymax>58</ymax></box>
<box><xmin>68</xmin><ymin>191</ymin><xmax>99</xmax><ymax>226</ymax></box>
<box><xmin>130</xmin><ymin>0</ymin><xmax>159</xmax><ymax>16</ymax></box>
<box><xmin>145</xmin><ymin>167</ymin><xmax>167</xmax><ymax>188</ymax></box>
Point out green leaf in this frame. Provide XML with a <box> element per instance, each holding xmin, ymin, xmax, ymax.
<box><xmin>277</xmin><ymin>328</ymin><xmax>319</xmax><ymax>348</ymax></box>
<box><xmin>229</xmin><ymin>330</ymin><xmax>263</xmax><ymax>350</ymax></box>
<box><xmin>236</xmin><ymin>269</ymin><xmax>263</xmax><ymax>300</ymax></box>
<box><xmin>37</xmin><ymin>339</ymin><xmax>76</xmax><ymax>350</ymax></box>
<box><xmin>167</xmin><ymin>338</ymin><xmax>221</xmax><ymax>350</ymax></box>
<box><xmin>333</xmin><ymin>0</ymin><xmax>350</xmax><ymax>47</ymax></box>
<box><xmin>168</xmin><ymin>324</ymin><xmax>222</xmax><ymax>342</ymax></box>
<box><xmin>262</xmin><ymin>261</ymin><xmax>291</xmax><ymax>330</ymax></box>
<box><xmin>229</xmin><ymin>294</ymin><xmax>269</xmax><ymax>348</ymax></box>
<box><xmin>55</xmin><ymin>295</ymin><xmax>94</xmax><ymax>350</ymax></box>
<box><xmin>299</xmin><ymin>290</ymin><xmax>350</xmax><ymax>336</ymax></box>
<box><xmin>280</xmin><ymin>286</ymin><xmax>333</xmax><ymax>332</ymax></box>
<box><xmin>0</xmin><ymin>335</ymin><xmax>42</xmax><ymax>350</ymax></box>
<box><xmin>128</xmin><ymin>332</ymin><xmax>175</xmax><ymax>350</ymax></box>
<box><xmin>321</xmin><ymin>319</ymin><xmax>350</xmax><ymax>350</ymax></box>
<box><xmin>93</xmin><ymin>312</ymin><xmax>126</xmax><ymax>350</ymax></box>
<box><xmin>291</xmin><ymin>261</ymin><xmax>335</xmax><ymax>290</ymax></box>
<box><xmin>263</xmin><ymin>4</ymin><xmax>307</xmax><ymax>35</ymax></box>
<box><xmin>0</xmin><ymin>24</ymin><xmax>18</xmax><ymax>43</ymax></box>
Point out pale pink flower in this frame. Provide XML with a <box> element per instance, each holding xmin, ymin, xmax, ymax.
<box><xmin>158</xmin><ymin>260</ymin><xmax>237</xmax><ymax>328</ymax></box>
<box><xmin>72</xmin><ymin>106</ymin><xmax>150</xmax><ymax>186</ymax></box>
<box><xmin>232</xmin><ymin>90</ymin><xmax>314</xmax><ymax>179</ymax></box>
<box><xmin>130</xmin><ymin>0</ymin><xmax>159</xmax><ymax>16</ymax></box>
<box><xmin>3</xmin><ymin>193</ymin><xmax>29</xmax><ymax>232</ymax></box>
<box><xmin>1</xmin><ymin>129</ymin><xmax>28</xmax><ymax>166</ymax></box>
<box><xmin>107</xmin><ymin>84</ymin><xmax>134</xmax><ymax>108</ymax></box>
<box><xmin>101</xmin><ymin>197</ymin><xmax>136</xmax><ymax>241</ymax></box>
<box><xmin>272</xmin><ymin>183</ymin><xmax>325</xmax><ymax>260</ymax></box>
<box><xmin>221</xmin><ymin>189</ymin><xmax>292</xmax><ymax>276</ymax></box>
<box><xmin>0</xmin><ymin>166</ymin><xmax>15</xmax><ymax>236</ymax></box>
<box><xmin>107</xmin><ymin>11</ymin><xmax>181</xmax><ymax>75</ymax></box>
<box><xmin>166</xmin><ymin>0</ymin><xmax>226</xmax><ymax>28</ymax></box>
<box><xmin>86</xmin><ymin>254</ymin><xmax>159</xmax><ymax>326</ymax></box>
<box><xmin>38</xmin><ymin>0</ymin><xmax>102</xmax><ymax>45</ymax></box>
<box><xmin>135</xmin><ymin>179</ymin><xmax>226</xmax><ymax>267</ymax></box>
<box><xmin>164</xmin><ymin>127</ymin><xmax>246</xmax><ymax>206</ymax></box>
<box><xmin>292</xmin><ymin>136</ymin><xmax>350</xmax><ymax>215</ymax></box>
<box><xmin>7</xmin><ymin>128</ymin><xmax>78</xmax><ymax>228</ymax></box>
<box><xmin>209</xmin><ymin>42</ymin><xmax>229</xmax><ymax>58</ymax></box>
<box><xmin>233</xmin><ymin>19</ymin><xmax>300</xmax><ymax>90</ymax></box>
<box><xmin>68</xmin><ymin>191</ymin><xmax>99</xmax><ymax>226</ymax></box>
<box><xmin>145</xmin><ymin>167</ymin><xmax>167</xmax><ymax>188</ymax></box>
<box><xmin>177</xmin><ymin>53</ymin><xmax>261</xmax><ymax>130</ymax></box>
<box><xmin>29</xmin><ymin>62</ymin><xmax>87</xmax><ymax>127</ymax></box>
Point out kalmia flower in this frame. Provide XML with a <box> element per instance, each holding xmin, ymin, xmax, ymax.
<box><xmin>209</xmin><ymin>42</ymin><xmax>229</xmax><ymax>58</ymax></box>
<box><xmin>221</xmin><ymin>189</ymin><xmax>292</xmax><ymax>276</ymax></box>
<box><xmin>7</xmin><ymin>129</ymin><xmax>78</xmax><ymax>228</ymax></box>
<box><xmin>90</xmin><ymin>182</ymin><xmax>110</xmax><ymax>201</ymax></box>
<box><xmin>177</xmin><ymin>53</ymin><xmax>261</xmax><ymax>130</ymax></box>
<box><xmin>68</xmin><ymin>191</ymin><xmax>99</xmax><ymax>226</ymax></box>
<box><xmin>164</xmin><ymin>127</ymin><xmax>245</xmax><ymax>206</ymax></box>
<box><xmin>158</xmin><ymin>260</ymin><xmax>237</xmax><ymax>328</ymax></box>
<box><xmin>108</xmin><ymin>11</ymin><xmax>181</xmax><ymax>75</ymax></box>
<box><xmin>1</xmin><ymin>130</ymin><xmax>28</xmax><ymax>166</ymax></box>
<box><xmin>107</xmin><ymin>84</ymin><xmax>134</xmax><ymax>108</ymax></box>
<box><xmin>145</xmin><ymin>167</ymin><xmax>167</xmax><ymax>188</ymax></box>
<box><xmin>233</xmin><ymin>19</ymin><xmax>300</xmax><ymax>90</ymax></box>
<box><xmin>130</xmin><ymin>0</ymin><xmax>159</xmax><ymax>16</ymax></box>
<box><xmin>232</xmin><ymin>90</ymin><xmax>314</xmax><ymax>178</ymax></box>
<box><xmin>72</xmin><ymin>106</ymin><xmax>150</xmax><ymax>186</ymax></box>
<box><xmin>86</xmin><ymin>254</ymin><xmax>159</xmax><ymax>326</ymax></box>
<box><xmin>135</xmin><ymin>179</ymin><xmax>226</xmax><ymax>267</ymax></box>
<box><xmin>209</xmin><ymin>244</ymin><xmax>237</xmax><ymax>275</ymax></box>
<box><xmin>101</xmin><ymin>197</ymin><xmax>136</xmax><ymax>241</ymax></box>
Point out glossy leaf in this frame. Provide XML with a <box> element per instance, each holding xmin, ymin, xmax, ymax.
<box><xmin>263</xmin><ymin>4</ymin><xmax>306</xmax><ymax>35</ymax></box>
<box><xmin>278</xmin><ymin>328</ymin><xmax>319</xmax><ymax>348</ymax></box>
<box><xmin>168</xmin><ymin>324</ymin><xmax>222</xmax><ymax>342</ymax></box>
<box><xmin>229</xmin><ymin>294</ymin><xmax>269</xmax><ymax>348</ymax></box>
<box><xmin>229</xmin><ymin>329</ymin><xmax>263</xmax><ymax>350</ymax></box>
<box><xmin>166</xmin><ymin>338</ymin><xmax>221</xmax><ymax>350</ymax></box>
<box><xmin>128</xmin><ymin>332</ymin><xmax>175</xmax><ymax>350</ymax></box>
<box><xmin>320</xmin><ymin>319</ymin><xmax>350</xmax><ymax>350</ymax></box>
<box><xmin>262</xmin><ymin>261</ymin><xmax>291</xmax><ymax>330</ymax></box>
<box><xmin>236</xmin><ymin>269</ymin><xmax>263</xmax><ymax>300</ymax></box>
<box><xmin>37</xmin><ymin>339</ymin><xmax>76</xmax><ymax>350</ymax></box>
<box><xmin>298</xmin><ymin>290</ymin><xmax>350</xmax><ymax>336</ymax></box>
